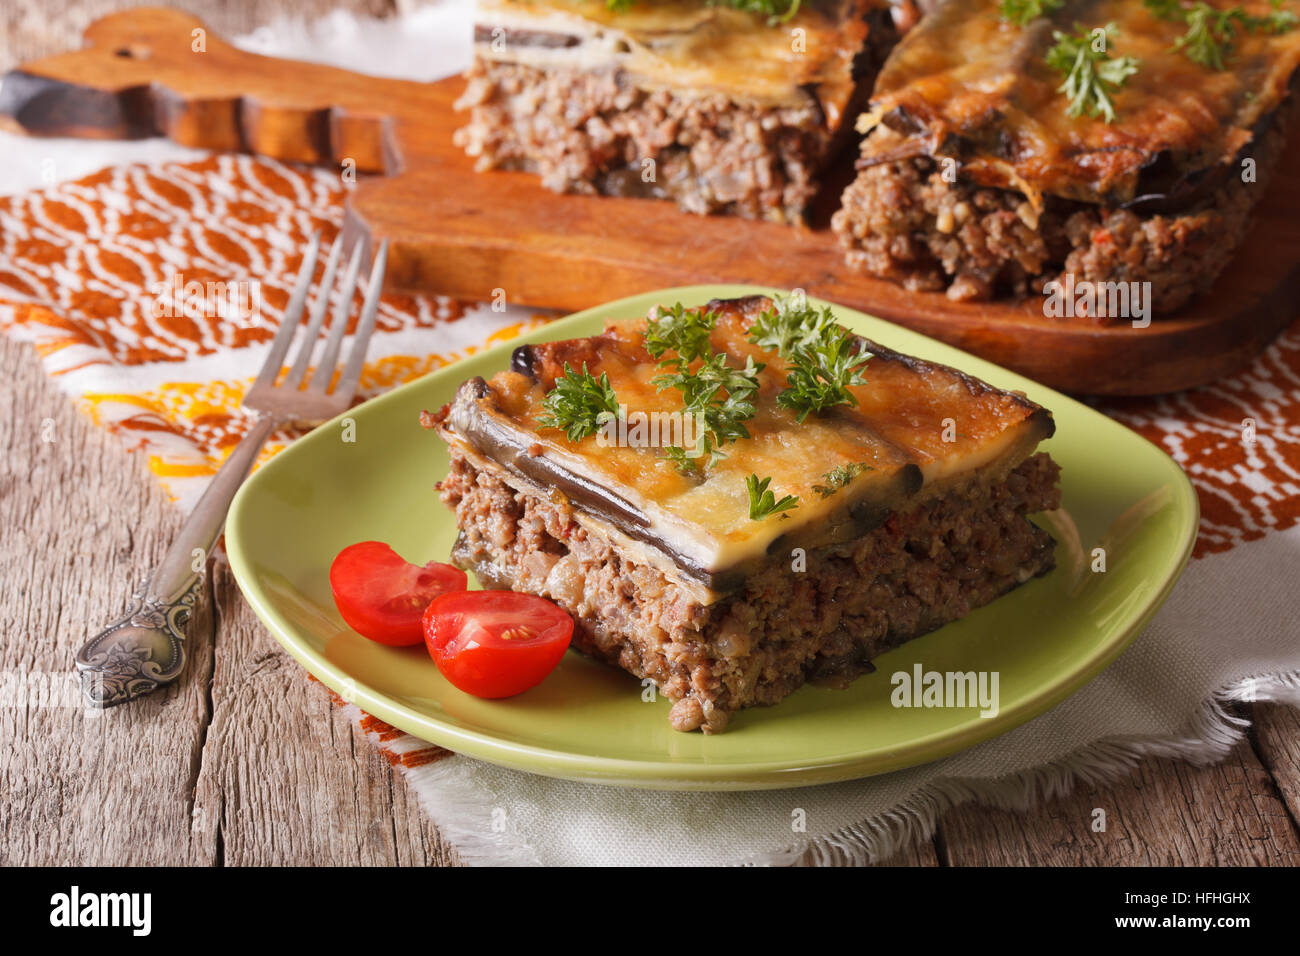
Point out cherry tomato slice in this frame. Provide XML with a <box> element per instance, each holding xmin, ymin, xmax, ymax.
<box><xmin>329</xmin><ymin>541</ymin><xmax>467</xmax><ymax>646</ymax></box>
<box><xmin>422</xmin><ymin>590</ymin><xmax>574</xmax><ymax>698</ymax></box>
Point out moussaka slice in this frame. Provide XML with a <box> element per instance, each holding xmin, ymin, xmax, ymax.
<box><xmin>454</xmin><ymin>0</ymin><xmax>904</xmax><ymax>222</ymax></box>
<box><xmin>425</xmin><ymin>295</ymin><xmax>1059</xmax><ymax>732</ymax></box>
<box><xmin>832</xmin><ymin>0</ymin><xmax>1300</xmax><ymax>313</ymax></box>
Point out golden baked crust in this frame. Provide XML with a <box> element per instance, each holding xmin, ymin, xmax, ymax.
<box><xmin>431</xmin><ymin>295</ymin><xmax>1054</xmax><ymax>587</ymax></box>
<box><xmin>858</xmin><ymin>0</ymin><xmax>1300</xmax><ymax>205</ymax></box>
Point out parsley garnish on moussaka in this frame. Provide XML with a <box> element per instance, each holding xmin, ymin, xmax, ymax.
<box><xmin>453</xmin><ymin>0</ymin><xmax>906</xmax><ymax>223</ymax></box>
<box><xmin>424</xmin><ymin>296</ymin><xmax>1060</xmax><ymax>733</ymax></box>
<box><xmin>832</xmin><ymin>0</ymin><xmax>1300</xmax><ymax>312</ymax></box>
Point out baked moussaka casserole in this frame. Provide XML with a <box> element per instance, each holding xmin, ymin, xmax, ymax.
<box><xmin>425</xmin><ymin>295</ymin><xmax>1060</xmax><ymax>732</ymax></box>
<box><xmin>832</xmin><ymin>0</ymin><xmax>1300</xmax><ymax>311</ymax></box>
<box><xmin>454</xmin><ymin>0</ymin><xmax>906</xmax><ymax>222</ymax></box>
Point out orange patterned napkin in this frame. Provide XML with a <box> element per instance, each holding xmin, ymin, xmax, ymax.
<box><xmin>1100</xmin><ymin>360</ymin><xmax>1300</xmax><ymax>559</ymax></box>
<box><xmin>0</xmin><ymin>153</ymin><xmax>546</xmax><ymax>511</ymax></box>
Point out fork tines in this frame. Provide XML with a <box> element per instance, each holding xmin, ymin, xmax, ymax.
<box><xmin>246</xmin><ymin>231</ymin><xmax>389</xmax><ymax>418</ymax></box>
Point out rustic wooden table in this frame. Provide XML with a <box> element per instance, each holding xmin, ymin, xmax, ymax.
<box><xmin>2</xmin><ymin>0</ymin><xmax>1298</xmax><ymax>867</ymax></box>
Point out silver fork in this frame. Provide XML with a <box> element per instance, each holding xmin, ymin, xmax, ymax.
<box><xmin>75</xmin><ymin>232</ymin><xmax>389</xmax><ymax>707</ymax></box>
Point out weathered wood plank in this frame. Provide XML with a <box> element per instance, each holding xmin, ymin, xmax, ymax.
<box><xmin>1250</xmin><ymin>701</ymin><xmax>1300</xmax><ymax>833</ymax></box>
<box><xmin>190</xmin><ymin>563</ymin><xmax>460</xmax><ymax>866</ymax></box>
<box><xmin>878</xmin><ymin>839</ymin><xmax>940</xmax><ymax>867</ymax></box>
<box><xmin>0</xmin><ymin>322</ymin><xmax>460</xmax><ymax>866</ymax></box>
<box><xmin>0</xmin><ymin>0</ymin><xmax>463</xmax><ymax>870</ymax></box>
<box><xmin>0</xmin><ymin>333</ymin><xmax>217</xmax><ymax>865</ymax></box>
<box><xmin>937</xmin><ymin>740</ymin><xmax>1300</xmax><ymax>866</ymax></box>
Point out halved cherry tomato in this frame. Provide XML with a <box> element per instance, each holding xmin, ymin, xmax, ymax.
<box><xmin>329</xmin><ymin>541</ymin><xmax>467</xmax><ymax>646</ymax></box>
<box><xmin>422</xmin><ymin>590</ymin><xmax>574</xmax><ymax>698</ymax></box>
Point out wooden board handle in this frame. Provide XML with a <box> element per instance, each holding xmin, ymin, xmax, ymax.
<box><xmin>0</xmin><ymin>6</ymin><xmax>403</xmax><ymax>173</ymax></box>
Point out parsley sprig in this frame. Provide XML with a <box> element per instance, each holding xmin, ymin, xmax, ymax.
<box><xmin>1261</xmin><ymin>0</ymin><xmax>1299</xmax><ymax>32</ymax></box>
<box><xmin>1177</xmin><ymin>3</ymin><xmax>1239</xmax><ymax>68</ymax></box>
<box><xmin>747</xmin><ymin>295</ymin><xmax>871</xmax><ymax>423</ymax></box>
<box><xmin>1000</xmin><ymin>0</ymin><xmax>1064</xmax><ymax>27</ymax></box>
<box><xmin>812</xmin><ymin>462</ymin><xmax>874</xmax><ymax>499</ymax></box>
<box><xmin>653</xmin><ymin>350</ymin><xmax>764</xmax><ymax>471</ymax></box>
<box><xmin>746</xmin><ymin>474</ymin><xmax>799</xmax><ymax>520</ymax></box>
<box><xmin>1046</xmin><ymin>24</ymin><xmax>1141</xmax><ymax>123</ymax></box>
<box><xmin>537</xmin><ymin>362</ymin><xmax>620</xmax><ymax>442</ymax></box>
<box><xmin>645</xmin><ymin>302</ymin><xmax>717</xmax><ymax>369</ymax></box>
<box><xmin>1145</xmin><ymin>1</ymin><xmax>1296</xmax><ymax>71</ymax></box>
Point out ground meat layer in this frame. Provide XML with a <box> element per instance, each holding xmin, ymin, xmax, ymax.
<box><xmin>438</xmin><ymin>451</ymin><xmax>1061</xmax><ymax>733</ymax></box>
<box><xmin>454</xmin><ymin>59</ymin><xmax>836</xmax><ymax>223</ymax></box>
<box><xmin>831</xmin><ymin>115</ymin><xmax>1288</xmax><ymax>314</ymax></box>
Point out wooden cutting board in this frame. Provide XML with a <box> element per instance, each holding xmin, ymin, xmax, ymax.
<box><xmin>3</xmin><ymin>6</ymin><xmax>1297</xmax><ymax>396</ymax></box>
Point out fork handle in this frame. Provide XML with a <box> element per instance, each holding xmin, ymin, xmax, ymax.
<box><xmin>76</xmin><ymin>415</ymin><xmax>280</xmax><ymax>706</ymax></box>
<box><xmin>150</xmin><ymin>415</ymin><xmax>279</xmax><ymax>603</ymax></box>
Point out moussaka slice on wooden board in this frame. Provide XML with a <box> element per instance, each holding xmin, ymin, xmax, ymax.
<box><xmin>425</xmin><ymin>295</ymin><xmax>1060</xmax><ymax>733</ymax></box>
<box><xmin>453</xmin><ymin>0</ymin><xmax>905</xmax><ymax>222</ymax></box>
<box><xmin>832</xmin><ymin>0</ymin><xmax>1300</xmax><ymax>313</ymax></box>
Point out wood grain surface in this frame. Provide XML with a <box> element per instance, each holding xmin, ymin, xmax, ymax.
<box><xmin>2</xmin><ymin>0</ymin><xmax>1298</xmax><ymax>868</ymax></box>
<box><xmin>5</xmin><ymin>5</ymin><xmax>1300</xmax><ymax>396</ymax></box>
<box><xmin>0</xmin><ymin>334</ymin><xmax>460</xmax><ymax>866</ymax></box>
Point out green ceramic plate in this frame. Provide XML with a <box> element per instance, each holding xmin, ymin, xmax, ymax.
<box><xmin>226</xmin><ymin>285</ymin><xmax>1198</xmax><ymax>791</ymax></box>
